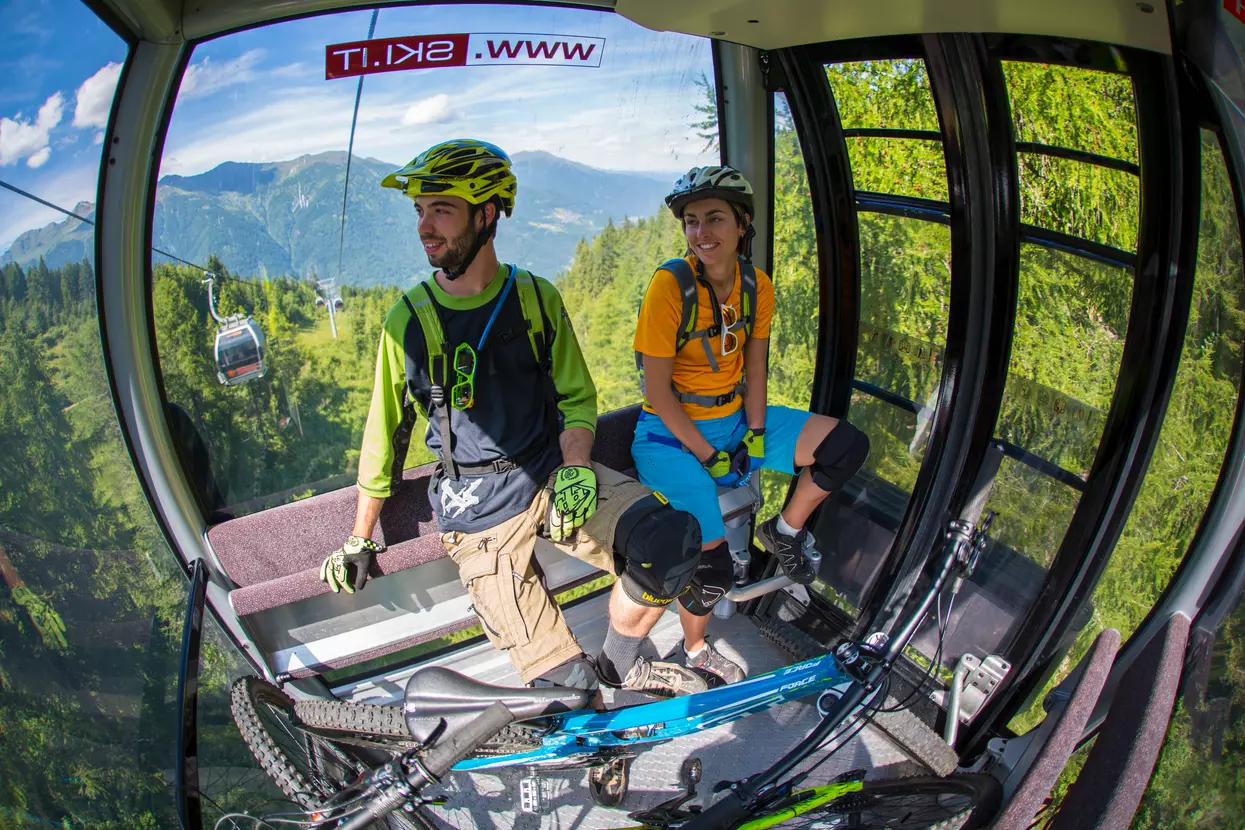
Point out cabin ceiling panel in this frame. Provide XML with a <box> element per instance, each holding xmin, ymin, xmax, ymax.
<box><xmin>94</xmin><ymin>0</ymin><xmax>617</xmax><ymax>43</ymax></box>
<box><xmin>615</xmin><ymin>0</ymin><xmax>1171</xmax><ymax>54</ymax></box>
<box><xmin>96</xmin><ymin>0</ymin><xmax>1169</xmax><ymax>50</ymax></box>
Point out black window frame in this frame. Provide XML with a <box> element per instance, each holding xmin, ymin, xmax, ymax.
<box><xmin>768</xmin><ymin>34</ymin><xmax>1214</xmax><ymax>755</ymax></box>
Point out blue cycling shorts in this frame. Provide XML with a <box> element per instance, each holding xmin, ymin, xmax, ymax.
<box><xmin>630</xmin><ymin>405</ymin><xmax>813</xmax><ymax>542</ymax></box>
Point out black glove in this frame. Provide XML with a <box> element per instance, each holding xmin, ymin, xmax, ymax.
<box><xmin>320</xmin><ymin>535</ymin><xmax>385</xmax><ymax>593</ymax></box>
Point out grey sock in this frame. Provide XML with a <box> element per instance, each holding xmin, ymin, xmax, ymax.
<box><xmin>597</xmin><ymin>626</ymin><xmax>644</xmax><ymax>685</ymax></box>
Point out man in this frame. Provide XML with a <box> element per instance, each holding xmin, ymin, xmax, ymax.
<box><xmin>319</xmin><ymin>139</ymin><xmax>713</xmax><ymax>698</ymax></box>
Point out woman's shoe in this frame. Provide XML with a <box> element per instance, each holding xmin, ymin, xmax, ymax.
<box><xmin>756</xmin><ymin>516</ymin><xmax>818</xmax><ymax>585</ymax></box>
<box><xmin>682</xmin><ymin>638</ymin><xmax>746</xmax><ymax>685</ymax></box>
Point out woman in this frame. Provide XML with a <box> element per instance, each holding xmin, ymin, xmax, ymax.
<box><xmin>631</xmin><ymin>166</ymin><xmax>870</xmax><ymax>685</ymax></box>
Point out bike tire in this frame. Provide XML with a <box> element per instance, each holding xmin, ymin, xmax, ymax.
<box><xmin>747</xmin><ymin>774</ymin><xmax>1001</xmax><ymax>830</ymax></box>
<box><xmin>293</xmin><ymin>694</ymin><xmax>546</xmax><ymax>757</ymax></box>
<box><xmin>230</xmin><ymin>676</ymin><xmax>427</xmax><ymax>829</ymax></box>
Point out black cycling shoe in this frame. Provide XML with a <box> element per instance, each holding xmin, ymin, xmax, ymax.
<box><xmin>589</xmin><ymin>756</ymin><xmax>633</xmax><ymax>807</ymax></box>
<box><xmin>756</xmin><ymin>516</ymin><xmax>818</xmax><ymax>586</ymax></box>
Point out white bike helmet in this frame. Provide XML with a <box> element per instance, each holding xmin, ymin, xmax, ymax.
<box><xmin>665</xmin><ymin>166</ymin><xmax>754</xmax><ymax>219</ymax></box>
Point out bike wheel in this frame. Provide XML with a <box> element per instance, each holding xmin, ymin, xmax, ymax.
<box><xmin>293</xmin><ymin>692</ymin><xmax>545</xmax><ymax>757</ymax></box>
<box><xmin>747</xmin><ymin>774</ymin><xmax>1000</xmax><ymax>830</ymax></box>
<box><xmin>230</xmin><ymin>676</ymin><xmax>428</xmax><ymax>829</ymax></box>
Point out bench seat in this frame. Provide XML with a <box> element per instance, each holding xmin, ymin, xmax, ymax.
<box><xmin>207</xmin><ymin>406</ymin><xmax>641</xmax><ymax>678</ymax></box>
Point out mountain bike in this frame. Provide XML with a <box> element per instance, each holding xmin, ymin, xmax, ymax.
<box><xmin>230</xmin><ymin>513</ymin><xmax>1001</xmax><ymax>829</ymax></box>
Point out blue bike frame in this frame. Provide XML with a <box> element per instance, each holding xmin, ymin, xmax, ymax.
<box><xmin>455</xmin><ymin>651</ymin><xmax>855</xmax><ymax>771</ymax></box>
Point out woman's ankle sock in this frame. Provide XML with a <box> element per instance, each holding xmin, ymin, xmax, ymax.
<box><xmin>777</xmin><ymin>514</ymin><xmax>800</xmax><ymax>536</ymax></box>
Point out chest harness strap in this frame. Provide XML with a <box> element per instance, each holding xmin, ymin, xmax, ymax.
<box><xmin>635</xmin><ymin>256</ymin><xmax>757</xmax><ymax>409</ymax></box>
<box><xmin>402</xmin><ymin>266</ymin><xmax>550</xmax><ymax>481</ymax></box>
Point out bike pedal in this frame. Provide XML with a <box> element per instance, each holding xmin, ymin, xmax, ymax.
<box><xmin>832</xmin><ymin>767</ymin><xmax>868</xmax><ymax>784</ymax></box>
<box><xmin>518</xmin><ymin>775</ymin><xmax>545</xmax><ymax>814</ymax></box>
<box><xmin>681</xmin><ymin>757</ymin><xmax>702</xmax><ymax>791</ymax></box>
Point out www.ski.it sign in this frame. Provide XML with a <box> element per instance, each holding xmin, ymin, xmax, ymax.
<box><xmin>325</xmin><ymin>33</ymin><xmax>604</xmax><ymax>79</ymax></box>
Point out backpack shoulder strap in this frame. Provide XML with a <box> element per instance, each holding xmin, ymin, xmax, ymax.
<box><xmin>404</xmin><ymin>282</ymin><xmax>449</xmax><ymax>388</ymax></box>
<box><xmin>406</xmin><ymin>281</ymin><xmax>458</xmax><ymax>479</ymax></box>
<box><xmin>739</xmin><ymin>258</ymin><xmax>758</xmax><ymax>338</ymax></box>
<box><xmin>660</xmin><ymin>258</ymin><xmax>699</xmax><ymax>354</ymax></box>
<box><xmin>514</xmin><ymin>269</ymin><xmax>550</xmax><ymax>369</ymax></box>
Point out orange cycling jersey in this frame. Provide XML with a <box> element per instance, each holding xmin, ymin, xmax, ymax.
<box><xmin>633</xmin><ymin>255</ymin><xmax>774</xmax><ymax>420</ymax></box>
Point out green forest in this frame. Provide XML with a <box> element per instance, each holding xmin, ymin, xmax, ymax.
<box><xmin>1</xmin><ymin>58</ymin><xmax>1243</xmax><ymax>828</ymax></box>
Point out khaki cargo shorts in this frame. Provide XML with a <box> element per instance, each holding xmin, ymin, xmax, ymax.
<box><xmin>440</xmin><ymin>463</ymin><xmax>652</xmax><ymax>683</ymax></box>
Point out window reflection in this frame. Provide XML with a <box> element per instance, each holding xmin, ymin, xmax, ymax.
<box><xmin>811</xmin><ymin>60</ymin><xmax>952</xmax><ymax>614</ymax></box>
<box><xmin>154</xmin><ymin>5</ymin><xmax>717</xmax><ymax>512</ymax></box>
<box><xmin>1003</xmin><ymin>62</ymin><xmax>1140</xmax><ymax>252</ymax></box>
<box><xmin>0</xmin><ymin>0</ymin><xmax>211</xmax><ymax>819</ymax></box>
<box><xmin>758</xmin><ymin>92</ymin><xmax>822</xmax><ymax>527</ymax></box>
<box><xmin>1010</xmin><ymin>130</ymin><xmax>1245</xmax><ymax>734</ymax></box>
<box><xmin>1138</xmin><ymin>588</ymin><xmax>1245</xmax><ymax>826</ymax></box>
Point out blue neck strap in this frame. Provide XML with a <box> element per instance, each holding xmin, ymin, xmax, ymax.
<box><xmin>477</xmin><ymin>264</ymin><xmax>516</xmax><ymax>352</ymax></box>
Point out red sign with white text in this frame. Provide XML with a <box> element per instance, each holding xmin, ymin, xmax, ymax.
<box><xmin>325</xmin><ymin>34</ymin><xmax>468</xmax><ymax>79</ymax></box>
<box><xmin>326</xmin><ymin>33</ymin><xmax>604</xmax><ymax>79</ymax></box>
<box><xmin>1227</xmin><ymin>0</ymin><xmax>1245</xmax><ymax>26</ymax></box>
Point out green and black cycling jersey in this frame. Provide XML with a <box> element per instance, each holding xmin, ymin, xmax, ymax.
<box><xmin>357</xmin><ymin>263</ymin><xmax>597</xmax><ymax>532</ymax></box>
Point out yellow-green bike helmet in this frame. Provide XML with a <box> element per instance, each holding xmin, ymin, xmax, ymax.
<box><xmin>381</xmin><ymin>139</ymin><xmax>517</xmax><ymax>217</ymax></box>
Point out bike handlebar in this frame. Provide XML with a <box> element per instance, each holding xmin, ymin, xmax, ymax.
<box><xmin>334</xmin><ymin>701</ymin><xmax>514</xmax><ymax>830</ymax></box>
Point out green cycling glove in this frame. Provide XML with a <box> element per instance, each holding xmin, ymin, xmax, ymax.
<box><xmin>320</xmin><ymin>535</ymin><xmax>386</xmax><ymax>593</ymax></box>
<box><xmin>12</xmin><ymin>585</ymin><xmax>68</xmax><ymax>652</ymax></box>
<box><xmin>742</xmin><ymin>427</ymin><xmax>766</xmax><ymax>471</ymax></box>
<box><xmin>703</xmin><ymin>446</ymin><xmax>750</xmax><ymax>488</ymax></box>
<box><xmin>550</xmin><ymin>465</ymin><xmax>598</xmax><ymax>541</ymax></box>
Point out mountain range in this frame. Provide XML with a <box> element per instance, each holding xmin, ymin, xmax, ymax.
<box><xmin>1</xmin><ymin>151</ymin><xmax>675</xmax><ymax>284</ymax></box>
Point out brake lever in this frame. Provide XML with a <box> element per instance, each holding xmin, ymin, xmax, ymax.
<box><xmin>964</xmin><ymin>510</ymin><xmax>996</xmax><ymax>577</ymax></box>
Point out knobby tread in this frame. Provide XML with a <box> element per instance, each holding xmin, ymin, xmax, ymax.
<box><xmin>755</xmin><ymin>617</ymin><xmax>960</xmax><ymax>776</ymax></box>
<box><xmin>757</xmin><ymin>616</ymin><xmax>827</xmax><ymax>664</ymax></box>
<box><xmin>293</xmin><ymin>695</ymin><xmax>544</xmax><ymax>755</ymax></box>
<box><xmin>233</xmin><ymin>677</ymin><xmax>452</xmax><ymax>829</ymax></box>
<box><xmin>295</xmin><ymin>697</ymin><xmax>409</xmax><ymax>736</ymax></box>
<box><xmin>873</xmin><ymin>707</ymin><xmax>959</xmax><ymax>777</ymax></box>
<box><xmin>230</xmin><ymin>676</ymin><xmax>324</xmax><ymax>809</ymax></box>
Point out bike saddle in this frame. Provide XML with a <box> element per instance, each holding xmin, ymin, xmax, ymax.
<box><xmin>403</xmin><ymin>666</ymin><xmax>591</xmax><ymax>745</ymax></box>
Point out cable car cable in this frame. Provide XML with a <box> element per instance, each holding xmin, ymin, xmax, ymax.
<box><xmin>326</xmin><ymin>7</ymin><xmax>379</xmax><ymax>340</ymax></box>
<box><xmin>336</xmin><ymin>8</ymin><xmax>379</xmax><ymax>281</ymax></box>
<box><xmin>1</xmin><ymin>177</ymin><xmax>246</xmax><ymax>280</ymax></box>
<box><xmin>3</xmin><ymin>178</ymin><xmax>269</xmax><ymax>386</ymax></box>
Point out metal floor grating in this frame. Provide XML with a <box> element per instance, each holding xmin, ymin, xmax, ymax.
<box><xmin>336</xmin><ymin>601</ymin><xmax>931</xmax><ymax>829</ymax></box>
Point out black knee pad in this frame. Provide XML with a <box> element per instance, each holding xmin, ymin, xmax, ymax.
<box><xmin>679</xmin><ymin>540</ymin><xmax>733</xmax><ymax>616</ymax></box>
<box><xmin>811</xmin><ymin>420</ymin><xmax>870</xmax><ymax>492</ymax></box>
<box><xmin>614</xmin><ymin>495</ymin><xmax>702</xmax><ymax>607</ymax></box>
<box><xmin>528</xmin><ymin>654</ymin><xmax>600</xmax><ymax>693</ymax></box>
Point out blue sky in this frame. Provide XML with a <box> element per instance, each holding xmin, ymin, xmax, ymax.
<box><xmin>0</xmin><ymin>1</ymin><xmax>716</xmax><ymax>252</ymax></box>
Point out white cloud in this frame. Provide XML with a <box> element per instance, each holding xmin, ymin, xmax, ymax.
<box><xmin>158</xmin><ymin>73</ymin><xmax>716</xmax><ymax>181</ymax></box>
<box><xmin>158</xmin><ymin>86</ymin><xmax>358</xmax><ymax>175</ymax></box>
<box><xmin>401</xmin><ymin>94</ymin><xmax>453</xmax><ymax>126</ymax></box>
<box><xmin>0</xmin><ymin>92</ymin><xmax>65</xmax><ymax>167</ymax></box>
<box><xmin>180</xmin><ymin>50</ymin><xmax>265</xmax><ymax>100</ymax></box>
<box><xmin>27</xmin><ymin>146</ymin><xmax>50</xmax><ymax>168</ymax></box>
<box><xmin>93</xmin><ymin>131</ymin><xmax>104</xmax><ymax>145</ymax></box>
<box><xmin>73</xmin><ymin>62</ymin><xmax>123</xmax><ymax>128</ymax></box>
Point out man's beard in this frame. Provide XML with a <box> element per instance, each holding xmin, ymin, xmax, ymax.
<box><xmin>424</xmin><ymin>222</ymin><xmax>478</xmax><ymax>272</ymax></box>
